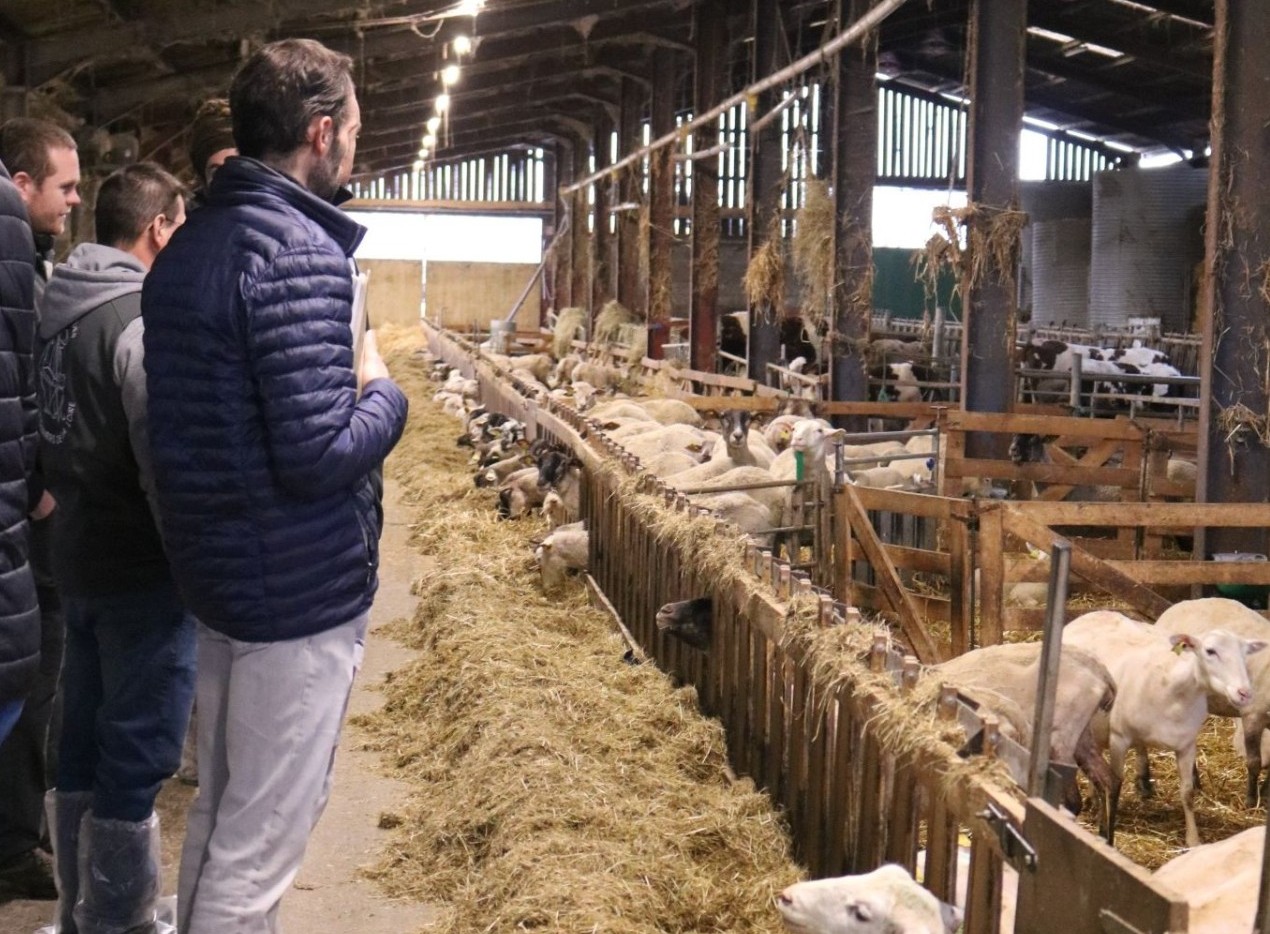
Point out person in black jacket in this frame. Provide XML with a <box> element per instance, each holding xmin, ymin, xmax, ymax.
<box><xmin>0</xmin><ymin>161</ymin><xmax>39</xmax><ymax>753</ymax></box>
<box><xmin>37</xmin><ymin>162</ymin><xmax>194</xmax><ymax>934</ymax></box>
<box><xmin>0</xmin><ymin>116</ymin><xmax>77</xmax><ymax>902</ymax></box>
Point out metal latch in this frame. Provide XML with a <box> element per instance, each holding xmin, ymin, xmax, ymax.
<box><xmin>978</xmin><ymin>800</ymin><xmax>1037</xmax><ymax>873</ymax></box>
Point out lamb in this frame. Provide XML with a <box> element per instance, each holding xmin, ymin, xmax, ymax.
<box><xmin>686</xmin><ymin>465</ymin><xmax>787</xmax><ymax>515</ymax></box>
<box><xmin>476</xmin><ymin>452</ymin><xmax>532</xmax><ymax>488</ymax></box>
<box><xmin>619</xmin><ymin>423</ymin><xmax>714</xmax><ymax>464</ymax></box>
<box><xmin>549</xmin><ymin>352</ymin><xmax>582</xmax><ymax>387</ymax></box>
<box><xmin>540</xmin><ymin>490</ymin><xmax>571</xmax><ymax>530</ymax></box>
<box><xmin>536</xmin><ymin>449</ymin><xmax>581</xmax><ymax>524</ymax></box>
<box><xmin>634</xmin><ymin>398</ymin><xmax>703</xmax><ymax>427</ymax></box>
<box><xmin>641</xmin><ymin>450</ymin><xmax>703</xmax><ymax>479</ymax></box>
<box><xmin>496</xmin><ymin>466</ymin><xmax>546</xmax><ymax>520</ymax></box>
<box><xmin>762</xmin><ymin>413</ymin><xmax>804</xmax><ymax>453</ymax></box>
<box><xmin>572</xmin><ymin>361</ymin><xmax>620</xmax><ymax>391</ymax></box>
<box><xmin>932</xmin><ymin>642</ymin><xmax>1118</xmax><ymax>824</ymax></box>
<box><xmin>1154</xmin><ymin>596</ymin><xmax>1270</xmax><ymax>805</ymax></box>
<box><xmin>1152</xmin><ymin>825</ymin><xmax>1263</xmax><ymax>934</ymax></box>
<box><xmin>1063</xmin><ymin>609</ymin><xmax>1265</xmax><ymax>846</ymax></box>
<box><xmin>507</xmin><ymin>352</ymin><xmax>553</xmax><ymax>384</ymax></box>
<box><xmin>776</xmin><ymin>864</ymin><xmax>961</xmax><ymax>934</ymax></box>
<box><xmin>535</xmin><ymin>527</ymin><xmax>589</xmax><ymax>590</ymax></box>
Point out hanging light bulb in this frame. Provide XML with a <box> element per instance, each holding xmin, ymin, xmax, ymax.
<box><xmin>413</xmin><ymin>158</ymin><xmax>425</xmax><ymax>171</ymax></box>
<box><xmin>441</xmin><ymin>64</ymin><xmax>461</xmax><ymax>86</ymax></box>
<box><xmin>435</xmin><ymin>93</ymin><xmax>450</xmax><ymax>113</ymax></box>
<box><xmin>452</xmin><ymin>34</ymin><xmax>472</xmax><ymax>56</ymax></box>
<box><xmin>426</xmin><ymin>115</ymin><xmax>442</xmax><ymax>134</ymax></box>
<box><xmin>423</xmin><ymin>132</ymin><xmax>437</xmax><ymax>149</ymax></box>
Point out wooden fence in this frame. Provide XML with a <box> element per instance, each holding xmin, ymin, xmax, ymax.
<box><xmin>419</xmin><ymin>320</ymin><xmax>1199</xmax><ymax>934</ymax></box>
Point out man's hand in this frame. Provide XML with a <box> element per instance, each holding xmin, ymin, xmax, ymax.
<box><xmin>358</xmin><ymin>329</ymin><xmax>390</xmax><ymax>385</ymax></box>
<box><xmin>29</xmin><ymin>490</ymin><xmax>56</xmax><ymax>521</ymax></box>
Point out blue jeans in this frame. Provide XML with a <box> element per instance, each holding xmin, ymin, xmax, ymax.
<box><xmin>0</xmin><ymin>700</ymin><xmax>22</xmax><ymax>746</ymax></box>
<box><xmin>56</xmin><ymin>581</ymin><xmax>197</xmax><ymax>822</ymax></box>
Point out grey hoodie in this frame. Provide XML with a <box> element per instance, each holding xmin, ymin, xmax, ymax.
<box><xmin>36</xmin><ymin>242</ymin><xmax>168</xmax><ymax>597</ymax></box>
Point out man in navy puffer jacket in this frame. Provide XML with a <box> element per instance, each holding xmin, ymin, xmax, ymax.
<box><xmin>142</xmin><ymin>38</ymin><xmax>407</xmax><ymax>932</ymax></box>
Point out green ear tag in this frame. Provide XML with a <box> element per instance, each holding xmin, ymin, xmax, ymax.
<box><xmin>794</xmin><ymin>450</ymin><xmax>805</xmax><ymax>483</ymax></box>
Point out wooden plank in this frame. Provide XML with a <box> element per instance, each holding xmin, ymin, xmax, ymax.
<box><xmin>817</xmin><ymin>400</ymin><xmax>945</xmax><ymax>419</ymax></box>
<box><xmin>852</xmin><ymin>583</ymin><xmax>952</xmax><ymax>625</ymax></box>
<box><xmin>965</xmin><ymin>835</ymin><xmax>1003</xmax><ymax>934</ymax></box>
<box><xmin>923</xmin><ymin>787</ymin><xmax>958</xmax><ymax>904</ymax></box>
<box><xmin>978</xmin><ymin>507</ymin><xmax>1005</xmax><ymax>648</ymax></box>
<box><xmin>764</xmin><ymin>646</ymin><xmax>786</xmax><ymax>803</ymax></box>
<box><xmin>1015</xmin><ymin>799</ymin><xmax>1188</xmax><ymax>934</ymax></box>
<box><xmin>1012</xmin><ymin>499</ymin><xmax>1270</xmax><ymax>527</ymax></box>
<box><xmin>834</xmin><ymin>486</ymin><xmax>853</xmax><ymax>609</ymax></box>
<box><xmin>1097</xmin><ymin>559</ymin><xmax>1270</xmax><ymax>586</ymax></box>
<box><xmin>805</xmin><ymin>680</ymin><xmax>827</xmax><ymax>875</ymax></box>
<box><xmin>747</xmin><ymin>626</ymin><xmax>767</xmax><ymax>786</ymax></box>
<box><xmin>1002</xmin><ymin>507</ymin><xmax>1173</xmax><ymax>620</ymax></box>
<box><xmin>1036</xmin><ymin>438</ymin><xmax>1129</xmax><ymax>502</ymax></box>
<box><xmin>840</xmin><ymin>484</ymin><xmax>944</xmax><ymax>663</ymax></box>
<box><xmin>823</xmin><ymin>692</ymin><xmax>848</xmax><ymax>875</ymax></box>
<box><xmin>852</xmin><ymin>486</ymin><xmax>960</xmax><ymax>518</ymax></box>
<box><xmin>958</xmin><ymin>458</ymin><xmax>1139</xmax><ymax>488</ymax></box>
<box><xmin>868</xmin><ymin>541</ymin><xmax>952</xmax><ymax>575</ymax></box>
<box><xmin>885</xmin><ymin>761</ymin><xmax>918</xmax><ymax>871</ymax></box>
<box><xmin>948</xmin><ymin>510</ymin><xmax>973</xmax><ymax>656</ymax></box>
<box><xmin>945</xmin><ymin>409</ymin><xmax>1144</xmax><ymax>441</ymax></box>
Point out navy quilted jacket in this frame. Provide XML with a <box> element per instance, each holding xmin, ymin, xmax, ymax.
<box><xmin>0</xmin><ymin>160</ymin><xmax>39</xmax><ymax>702</ymax></box>
<box><xmin>142</xmin><ymin>157</ymin><xmax>408</xmax><ymax>642</ymax></box>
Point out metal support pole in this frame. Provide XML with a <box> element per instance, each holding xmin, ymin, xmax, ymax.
<box><xmin>1028</xmin><ymin>540</ymin><xmax>1071</xmax><ymax>799</ymax></box>
<box><xmin>648</xmin><ymin>47</ymin><xmax>677</xmax><ymax>358</ymax></box>
<box><xmin>616</xmin><ymin>77</ymin><xmax>644</xmax><ymax>314</ymax></box>
<box><xmin>570</xmin><ymin>135</ymin><xmax>591</xmax><ymax>316</ymax></box>
<box><xmin>592</xmin><ymin>110</ymin><xmax>614</xmax><ymax>314</ymax></box>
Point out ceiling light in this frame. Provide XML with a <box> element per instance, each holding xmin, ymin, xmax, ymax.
<box><xmin>452</xmin><ymin>35</ymin><xmax>472</xmax><ymax>56</ymax></box>
<box><xmin>426</xmin><ymin>115</ymin><xmax>442</xmax><ymax>133</ymax></box>
<box><xmin>423</xmin><ymin>132</ymin><xmax>437</xmax><ymax>149</ymax></box>
<box><xmin>435</xmin><ymin>93</ymin><xmax>450</xmax><ymax>113</ymax></box>
<box><xmin>458</xmin><ymin>0</ymin><xmax>484</xmax><ymax>16</ymax></box>
<box><xmin>413</xmin><ymin>159</ymin><xmax>425</xmax><ymax>171</ymax></box>
<box><xmin>442</xmin><ymin>65</ymin><xmax>461</xmax><ymax>86</ymax></box>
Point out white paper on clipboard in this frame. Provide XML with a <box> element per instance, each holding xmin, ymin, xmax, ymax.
<box><xmin>350</xmin><ymin>265</ymin><xmax>371</xmax><ymax>390</ymax></box>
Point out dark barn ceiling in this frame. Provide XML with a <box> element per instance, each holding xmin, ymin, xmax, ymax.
<box><xmin>0</xmin><ymin>0</ymin><xmax>1215</xmax><ymax>182</ymax></box>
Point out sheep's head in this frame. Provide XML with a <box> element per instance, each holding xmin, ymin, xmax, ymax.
<box><xmin>1174</xmin><ymin>629</ymin><xmax>1267</xmax><ymax>709</ymax></box>
<box><xmin>789</xmin><ymin>421</ymin><xmax>845</xmax><ymax>461</ymax></box>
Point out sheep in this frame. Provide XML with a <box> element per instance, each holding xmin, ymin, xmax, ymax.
<box><xmin>535</xmin><ymin>527</ymin><xmax>589</xmax><ymax>590</ymax></box>
<box><xmin>763</xmin><ymin>413</ymin><xmax>804</xmax><ymax>453</ymax></box>
<box><xmin>1063</xmin><ymin>609</ymin><xmax>1265</xmax><ymax>846</ymax></box>
<box><xmin>1155</xmin><ymin>596</ymin><xmax>1270</xmax><ymax>805</ymax></box>
<box><xmin>691</xmin><ymin>491</ymin><xmax>773</xmax><ymax>546</ymax></box>
<box><xmin>775</xmin><ymin>864</ymin><xmax>962</xmax><ymax>934</ymax></box>
<box><xmin>932</xmin><ymin>642</ymin><xmax>1118</xmax><ymax>826</ymax></box>
<box><xmin>572</xmin><ymin>361</ymin><xmax>620</xmax><ymax>391</ymax></box>
<box><xmin>685</xmin><ymin>465</ymin><xmax>787</xmax><ymax>515</ymax></box>
<box><xmin>476</xmin><ymin>452</ymin><xmax>533</xmax><ymax>488</ymax></box>
<box><xmin>1165</xmin><ymin>457</ymin><xmax>1197</xmax><ymax>484</ymax></box>
<box><xmin>619</xmin><ymin>423</ymin><xmax>714</xmax><ymax>464</ymax></box>
<box><xmin>655</xmin><ymin>597</ymin><xmax>712</xmax><ymax>651</ymax></box>
<box><xmin>507</xmin><ymin>352</ymin><xmax>553</xmax><ymax>384</ymax></box>
<box><xmin>1152</xmin><ymin>825</ymin><xmax>1263</xmax><ymax>934</ymax></box>
<box><xmin>641</xmin><ymin>450</ymin><xmax>703</xmax><ymax>479</ymax></box>
<box><xmin>589</xmin><ymin>400</ymin><xmax>656</xmax><ymax>424</ymax></box>
<box><xmin>496</xmin><ymin>466</ymin><xmax>546</xmax><ymax>520</ymax></box>
<box><xmin>549</xmin><ymin>352</ymin><xmax>582</xmax><ymax>387</ymax></box>
<box><xmin>634</xmin><ymin>398</ymin><xmax>703</xmax><ymax>427</ymax></box>
<box><xmin>570</xmin><ymin>381</ymin><xmax>599</xmax><ymax>410</ymax></box>
<box><xmin>668</xmin><ymin>411</ymin><xmax>775</xmax><ymax>486</ymax></box>
<box><xmin>536</xmin><ymin>449</ymin><xmax>581</xmax><ymax>524</ymax></box>
<box><xmin>540</xmin><ymin>490</ymin><xmax>571</xmax><ymax>530</ymax></box>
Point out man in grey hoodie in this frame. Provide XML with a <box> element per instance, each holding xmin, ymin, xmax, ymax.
<box><xmin>36</xmin><ymin>162</ymin><xmax>194</xmax><ymax>934</ymax></box>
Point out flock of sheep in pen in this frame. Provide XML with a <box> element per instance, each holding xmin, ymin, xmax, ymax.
<box><xmin>421</xmin><ymin>336</ymin><xmax>1257</xmax><ymax>934</ymax></box>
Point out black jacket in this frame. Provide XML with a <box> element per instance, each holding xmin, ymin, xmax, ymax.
<box><xmin>0</xmin><ymin>160</ymin><xmax>41</xmax><ymax>704</ymax></box>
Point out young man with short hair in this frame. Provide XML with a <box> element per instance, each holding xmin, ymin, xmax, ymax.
<box><xmin>143</xmin><ymin>38</ymin><xmax>407</xmax><ymax>932</ymax></box>
<box><xmin>37</xmin><ymin>161</ymin><xmax>194</xmax><ymax>933</ymax></box>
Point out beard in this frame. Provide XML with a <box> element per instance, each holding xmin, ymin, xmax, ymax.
<box><xmin>309</xmin><ymin>134</ymin><xmax>346</xmax><ymax>202</ymax></box>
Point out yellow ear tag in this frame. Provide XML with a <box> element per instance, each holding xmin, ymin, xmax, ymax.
<box><xmin>1172</xmin><ymin>640</ymin><xmax>1186</xmax><ymax>655</ymax></box>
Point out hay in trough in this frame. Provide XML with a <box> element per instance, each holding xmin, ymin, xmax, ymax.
<box><xmin>360</xmin><ymin>329</ymin><xmax>802</xmax><ymax>933</ymax></box>
<box><xmin>552</xmin><ymin>306</ymin><xmax>587</xmax><ymax>358</ymax></box>
<box><xmin>792</xmin><ymin>178</ymin><xmax>835</xmax><ymax>333</ymax></box>
<box><xmin>595</xmin><ymin>299</ymin><xmax>640</xmax><ymax>345</ymax></box>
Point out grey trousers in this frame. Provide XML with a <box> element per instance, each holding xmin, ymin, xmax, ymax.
<box><xmin>177</xmin><ymin>614</ymin><xmax>368</xmax><ymax>934</ymax></box>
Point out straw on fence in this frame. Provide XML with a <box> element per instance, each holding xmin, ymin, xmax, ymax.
<box><xmin>595</xmin><ymin>299</ymin><xmax>640</xmax><ymax>345</ymax></box>
<box><xmin>792</xmin><ymin>178</ymin><xmax>835</xmax><ymax>333</ymax></box>
<box><xmin>745</xmin><ymin>214</ymin><xmax>786</xmax><ymax>315</ymax></box>
<box><xmin>552</xmin><ymin>306</ymin><xmax>587</xmax><ymax>358</ymax></box>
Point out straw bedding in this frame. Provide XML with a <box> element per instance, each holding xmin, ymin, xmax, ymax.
<box><xmin>358</xmin><ymin>326</ymin><xmax>802</xmax><ymax>933</ymax></box>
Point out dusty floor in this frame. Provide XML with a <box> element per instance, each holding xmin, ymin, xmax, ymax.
<box><xmin>0</xmin><ymin>477</ymin><xmax>439</xmax><ymax>933</ymax></box>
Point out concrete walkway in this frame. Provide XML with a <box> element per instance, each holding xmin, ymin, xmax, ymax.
<box><xmin>0</xmin><ymin>478</ymin><xmax>437</xmax><ymax>933</ymax></box>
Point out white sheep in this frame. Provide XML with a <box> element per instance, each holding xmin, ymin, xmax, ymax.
<box><xmin>507</xmin><ymin>352</ymin><xmax>553</xmax><ymax>384</ymax></box>
<box><xmin>641</xmin><ymin>450</ymin><xmax>704</xmax><ymax>479</ymax></box>
<box><xmin>540</xmin><ymin>490</ymin><xmax>570</xmax><ymax>530</ymax></box>
<box><xmin>668</xmin><ymin>411</ymin><xmax>775</xmax><ymax>486</ymax></box>
<box><xmin>535</xmin><ymin>527</ymin><xmax>589</xmax><ymax>590</ymax></box>
<box><xmin>776</xmin><ymin>864</ymin><xmax>961</xmax><ymax>934</ymax></box>
<box><xmin>1155</xmin><ymin>596</ymin><xmax>1270</xmax><ymax>805</ymax></box>
<box><xmin>1063</xmin><ymin>609</ymin><xmax>1264</xmax><ymax>846</ymax></box>
<box><xmin>686</xmin><ymin>465</ymin><xmax>786</xmax><ymax>515</ymax></box>
<box><xmin>691</xmin><ymin>491</ymin><xmax>773</xmax><ymax>546</ymax></box>
<box><xmin>933</xmin><ymin>642</ymin><xmax>1118</xmax><ymax>823</ymax></box>
<box><xmin>496</xmin><ymin>466</ymin><xmax>546</xmax><ymax>520</ymax></box>
<box><xmin>1152</xmin><ymin>825</ymin><xmax>1263</xmax><ymax>934</ymax></box>
<box><xmin>635</xmin><ymin>398</ymin><xmax>703</xmax><ymax>427</ymax></box>
<box><xmin>619</xmin><ymin>424</ymin><xmax>714</xmax><ymax>464</ymax></box>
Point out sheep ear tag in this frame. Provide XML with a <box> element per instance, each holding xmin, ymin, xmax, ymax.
<box><xmin>1169</xmin><ymin>633</ymin><xmax>1195</xmax><ymax>654</ymax></box>
<box><xmin>794</xmin><ymin>450</ymin><xmax>805</xmax><ymax>482</ymax></box>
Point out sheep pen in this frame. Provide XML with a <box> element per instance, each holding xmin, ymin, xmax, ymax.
<box><xmin>359</xmin><ymin>325</ymin><xmax>803</xmax><ymax>933</ymax></box>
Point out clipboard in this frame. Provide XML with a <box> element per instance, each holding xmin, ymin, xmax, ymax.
<box><xmin>350</xmin><ymin>265</ymin><xmax>371</xmax><ymax>390</ymax></box>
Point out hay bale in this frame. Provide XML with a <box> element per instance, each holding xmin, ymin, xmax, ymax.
<box><xmin>552</xmin><ymin>307</ymin><xmax>587</xmax><ymax>358</ymax></box>
<box><xmin>792</xmin><ymin>178</ymin><xmax>835</xmax><ymax>332</ymax></box>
